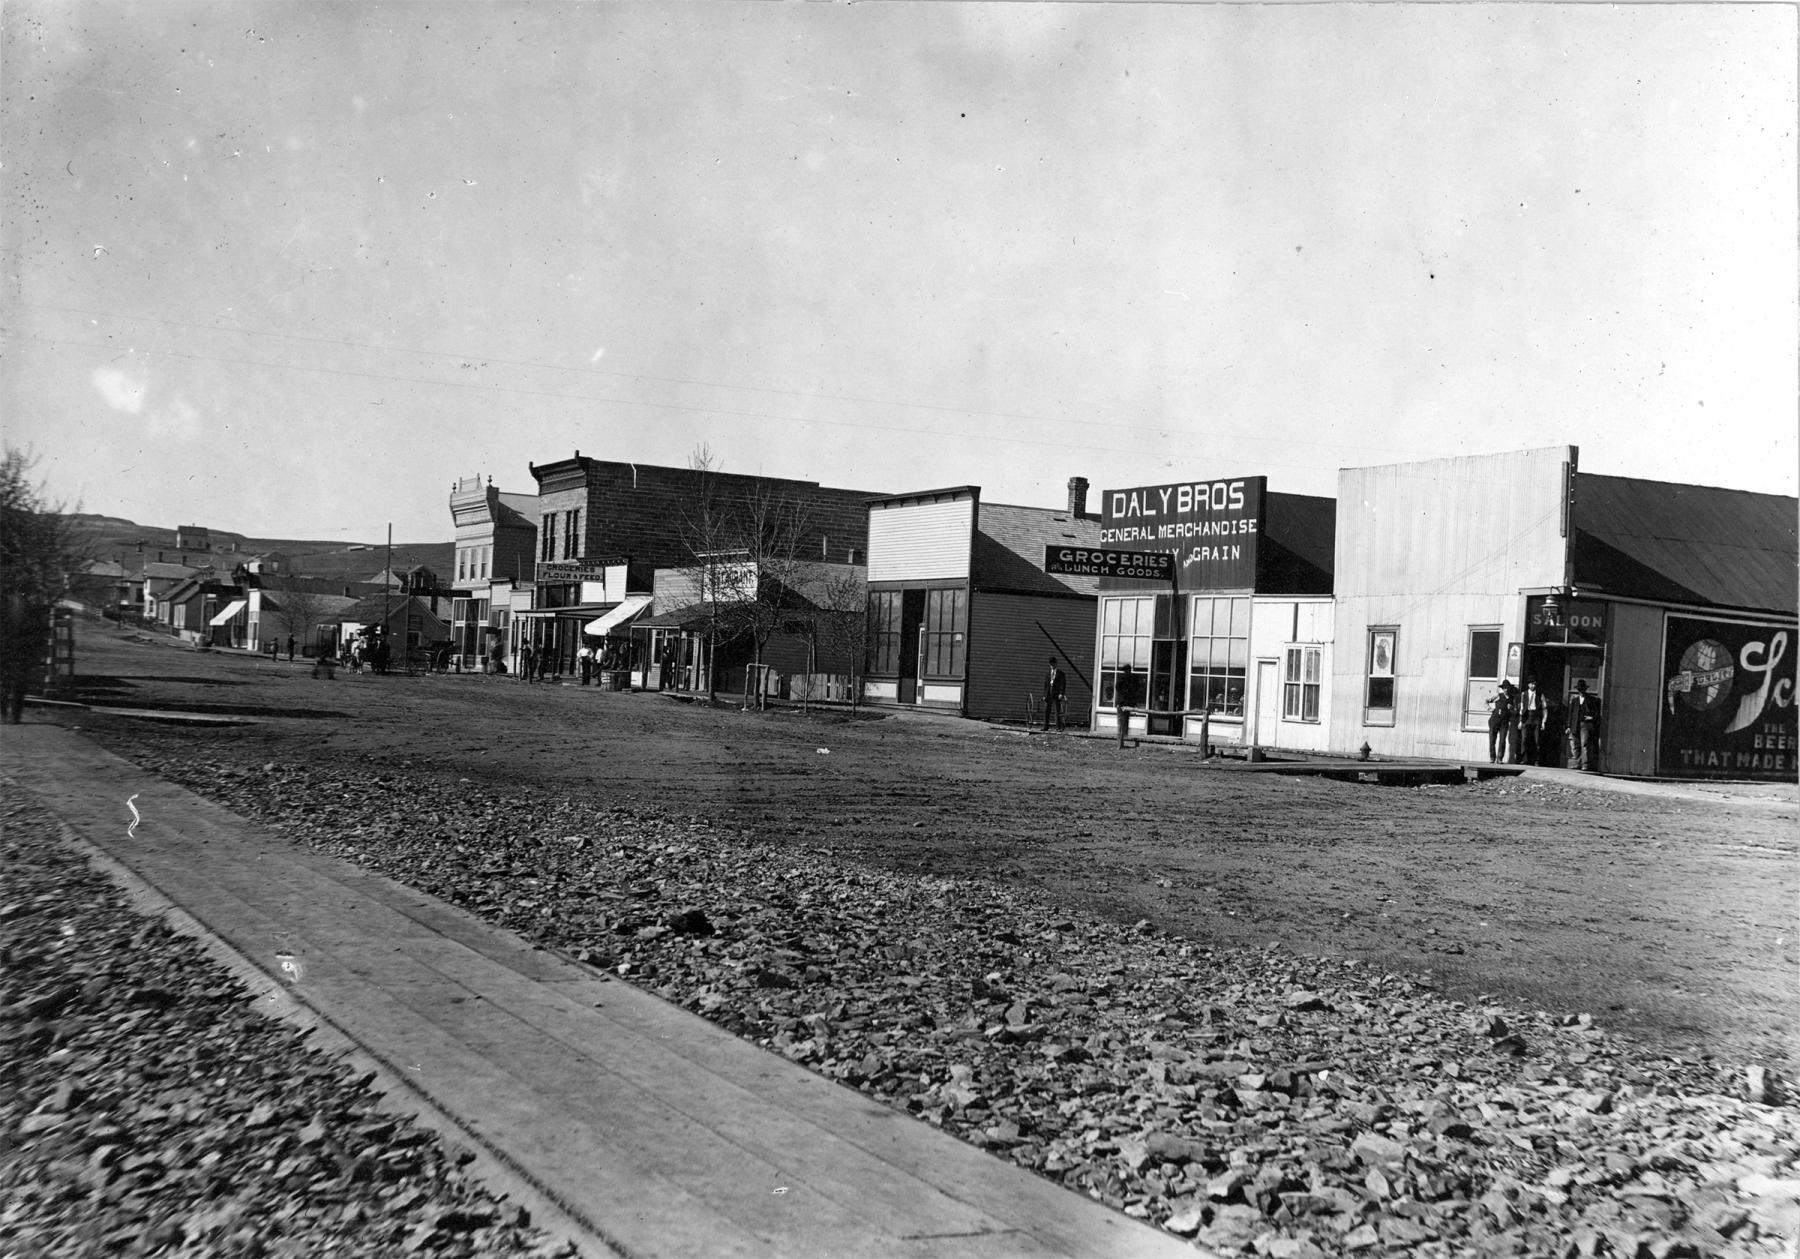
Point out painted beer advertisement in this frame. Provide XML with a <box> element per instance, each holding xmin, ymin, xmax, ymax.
<box><xmin>1659</xmin><ymin>614</ymin><xmax>1796</xmax><ymax>780</ymax></box>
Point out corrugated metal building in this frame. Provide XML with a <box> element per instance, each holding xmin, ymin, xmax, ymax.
<box><xmin>1331</xmin><ymin>446</ymin><xmax>1797</xmax><ymax>780</ymax></box>
<box><xmin>862</xmin><ymin>481</ymin><xmax>1103</xmax><ymax>724</ymax></box>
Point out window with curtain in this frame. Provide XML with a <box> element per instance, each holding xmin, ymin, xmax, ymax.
<box><xmin>1365</xmin><ymin>627</ymin><xmax>1397</xmax><ymax>723</ymax></box>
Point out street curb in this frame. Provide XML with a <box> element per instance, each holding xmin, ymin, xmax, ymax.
<box><xmin>12</xmin><ymin>777</ymin><xmax>634</xmax><ymax>1259</ymax></box>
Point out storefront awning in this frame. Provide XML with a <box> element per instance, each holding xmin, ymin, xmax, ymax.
<box><xmin>515</xmin><ymin>605</ymin><xmax>615</xmax><ymax>619</ymax></box>
<box><xmin>209</xmin><ymin>599</ymin><xmax>247</xmax><ymax>626</ymax></box>
<box><xmin>584</xmin><ymin>594</ymin><xmax>654</xmax><ymax>637</ymax></box>
<box><xmin>637</xmin><ymin>601</ymin><xmax>714</xmax><ymax>631</ymax></box>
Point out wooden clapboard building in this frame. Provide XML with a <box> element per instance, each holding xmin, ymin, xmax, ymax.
<box><xmin>862</xmin><ymin>480</ymin><xmax>1103</xmax><ymax>724</ymax></box>
<box><xmin>1090</xmin><ymin>475</ymin><xmax>1337</xmax><ymax>748</ymax></box>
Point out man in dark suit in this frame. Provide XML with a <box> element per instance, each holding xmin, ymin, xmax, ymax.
<box><xmin>1568</xmin><ymin>680</ymin><xmax>1602</xmax><ymax>771</ymax></box>
<box><xmin>1044</xmin><ymin>656</ymin><xmax>1067</xmax><ymax>732</ymax></box>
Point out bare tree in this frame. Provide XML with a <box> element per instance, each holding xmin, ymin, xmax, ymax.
<box><xmin>733</xmin><ymin>480</ymin><xmax>812</xmax><ymax>709</ymax></box>
<box><xmin>1</xmin><ymin>447</ymin><xmax>93</xmax><ymax>721</ymax></box>
<box><xmin>807</xmin><ymin>563</ymin><xmax>870</xmax><ymax>712</ymax></box>
<box><xmin>269</xmin><ymin>584</ymin><xmax>326</xmax><ymax>655</ymax></box>
<box><xmin>675</xmin><ymin>444</ymin><xmax>743</xmax><ymax>703</ymax></box>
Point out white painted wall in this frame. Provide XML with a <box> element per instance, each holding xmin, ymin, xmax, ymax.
<box><xmin>1249</xmin><ymin>596</ymin><xmax>1335</xmax><ymax>753</ymax></box>
<box><xmin>1331</xmin><ymin>447</ymin><xmax>1572</xmax><ymax>759</ymax></box>
<box><xmin>867</xmin><ymin>496</ymin><xmax>975</xmax><ymax>583</ymax></box>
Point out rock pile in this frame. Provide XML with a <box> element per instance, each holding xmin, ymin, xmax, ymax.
<box><xmin>1</xmin><ymin>793</ymin><xmax>576</xmax><ymax>1258</ymax></box>
<box><xmin>92</xmin><ymin>754</ymin><xmax>1800</xmax><ymax>1256</ymax></box>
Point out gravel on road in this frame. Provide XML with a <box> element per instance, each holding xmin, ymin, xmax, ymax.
<box><xmin>83</xmin><ymin>747</ymin><xmax>1800</xmax><ymax>1259</ymax></box>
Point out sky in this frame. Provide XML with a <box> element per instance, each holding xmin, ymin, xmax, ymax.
<box><xmin>3</xmin><ymin>1</ymin><xmax>1795</xmax><ymax>545</ymax></box>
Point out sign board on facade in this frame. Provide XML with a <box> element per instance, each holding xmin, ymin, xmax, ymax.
<box><xmin>1043</xmin><ymin>546</ymin><xmax>1174</xmax><ymax>580</ymax></box>
<box><xmin>1658</xmin><ymin>613</ymin><xmax>1796</xmax><ymax>781</ymax></box>
<box><xmin>536</xmin><ymin>560</ymin><xmax>619</xmax><ymax>583</ymax></box>
<box><xmin>1099</xmin><ymin>476</ymin><xmax>1264</xmax><ymax>590</ymax></box>
<box><xmin>1526</xmin><ymin>596</ymin><xmax>1607</xmax><ymax>646</ymax></box>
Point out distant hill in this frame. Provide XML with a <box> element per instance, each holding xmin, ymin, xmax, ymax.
<box><xmin>75</xmin><ymin>514</ymin><xmax>453</xmax><ymax>579</ymax></box>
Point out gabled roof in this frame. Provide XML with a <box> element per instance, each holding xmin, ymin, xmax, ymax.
<box><xmin>334</xmin><ymin>593</ymin><xmax>449</xmax><ymax>630</ymax></box>
<box><xmin>1572</xmin><ymin>474</ymin><xmax>1797</xmax><ymax>615</ymax></box>
<box><xmin>972</xmin><ymin>502</ymin><xmax>1103</xmax><ymax>598</ymax></box>
<box><xmin>143</xmin><ymin>561</ymin><xmax>207</xmax><ymax>580</ymax></box>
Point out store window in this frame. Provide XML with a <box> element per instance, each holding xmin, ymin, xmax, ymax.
<box><xmin>1189</xmin><ymin>596</ymin><xmax>1250</xmax><ymax>716</ymax></box>
<box><xmin>922</xmin><ymin>588</ymin><xmax>967</xmax><ymax>678</ymax></box>
<box><xmin>1283</xmin><ymin>645</ymin><xmax>1322</xmax><ymax>722</ymax></box>
<box><xmin>1099</xmin><ymin>595</ymin><xmax>1154</xmax><ymax>708</ymax></box>
<box><xmin>867</xmin><ymin>590</ymin><xmax>902</xmax><ymax>675</ymax></box>
<box><xmin>1365</xmin><ymin>627</ymin><xmax>1397</xmax><ymax>724</ymax></box>
<box><xmin>1463</xmin><ymin>626</ymin><xmax>1503</xmax><ymax>729</ymax></box>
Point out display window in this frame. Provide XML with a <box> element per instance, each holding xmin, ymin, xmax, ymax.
<box><xmin>1189</xmin><ymin>596</ymin><xmax>1249</xmax><ymax>716</ymax></box>
<box><xmin>1099</xmin><ymin>595</ymin><xmax>1154</xmax><ymax>708</ymax></box>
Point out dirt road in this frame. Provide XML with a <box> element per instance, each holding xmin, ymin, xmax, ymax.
<box><xmin>53</xmin><ymin>626</ymin><xmax>1800</xmax><ymax>1076</ymax></box>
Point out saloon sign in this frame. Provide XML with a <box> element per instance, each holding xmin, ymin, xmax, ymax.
<box><xmin>1099</xmin><ymin>476</ymin><xmax>1264</xmax><ymax>590</ymax></box>
<box><xmin>1659</xmin><ymin>613</ymin><xmax>1797</xmax><ymax>781</ymax></box>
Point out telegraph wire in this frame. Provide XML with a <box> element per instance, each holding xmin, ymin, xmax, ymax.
<box><xmin>13</xmin><ymin>300</ymin><xmax>1448</xmax><ymax>463</ymax></box>
<box><xmin>0</xmin><ymin>327</ymin><xmax>1383</xmax><ymax>480</ymax></box>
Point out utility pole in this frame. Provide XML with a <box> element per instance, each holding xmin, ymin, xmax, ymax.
<box><xmin>383</xmin><ymin>523</ymin><xmax>392</xmax><ymax>656</ymax></box>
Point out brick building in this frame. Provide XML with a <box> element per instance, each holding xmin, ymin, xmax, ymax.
<box><xmin>524</xmin><ymin>453</ymin><xmax>881</xmax><ymax>679</ymax></box>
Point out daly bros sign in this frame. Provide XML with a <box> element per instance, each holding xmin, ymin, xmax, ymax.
<box><xmin>1100</xmin><ymin>476</ymin><xmax>1264</xmax><ymax>590</ymax></box>
<box><xmin>1659</xmin><ymin>613</ymin><xmax>1796</xmax><ymax>781</ymax></box>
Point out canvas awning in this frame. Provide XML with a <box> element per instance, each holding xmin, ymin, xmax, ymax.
<box><xmin>209</xmin><ymin>599</ymin><xmax>247</xmax><ymax>626</ymax></box>
<box><xmin>584</xmin><ymin>594</ymin><xmax>654</xmax><ymax>637</ymax></box>
<box><xmin>515</xmin><ymin>605</ymin><xmax>613</xmax><ymax>619</ymax></box>
<box><xmin>637</xmin><ymin>602</ymin><xmax>716</xmax><ymax>631</ymax></box>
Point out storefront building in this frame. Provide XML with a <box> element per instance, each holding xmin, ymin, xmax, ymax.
<box><xmin>1330</xmin><ymin>446</ymin><xmax>1796</xmax><ymax>779</ymax></box>
<box><xmin>1091</xmin><ymin>475</ymin><xmax>1336</xmax><ymax>747</ymax></box>
<box><xmin>525</xmin><ymin>452</ymin><xmax>878</xmax><ymax>679</ymax></box>
<box><xmin>861</xmin><ymin>481</ymin><xmax>1106</xmax><ymax>723</ymax></box>
<box><xmin>637</xmin><ymin>557</ymin><xmax>865</xmax><ymax>699</ymax></box>
<box><xmin>448</xmin><ymin>475</ymin><xmax>539</xmax><ymax>672</ymax></box>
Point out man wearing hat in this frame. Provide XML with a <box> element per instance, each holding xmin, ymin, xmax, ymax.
<box><xmin>1486</xmin><ymin>680</ymin><xmax>1516</xmax><ymax>763</ymax></box>
<box><xmin>1568</xmin><ymin>680</ymin><xmax>1602</xmax><ymax>771</ymax></box>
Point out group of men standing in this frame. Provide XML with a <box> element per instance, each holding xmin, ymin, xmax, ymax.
<box><xmin>1487</xmin><ymin>678</ymin><xmax>1603</xmax><ymax>770</ymax></box>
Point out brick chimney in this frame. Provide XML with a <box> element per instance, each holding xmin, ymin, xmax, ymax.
<box><xmin>1067</xmin><ymin>476</ymin><xmax>1091</xmax><ymax>518</ymax></box>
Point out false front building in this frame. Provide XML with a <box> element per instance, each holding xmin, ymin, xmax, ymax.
<box><xmin>448</xmin><ymin>475</ymin><xmax>540</xmax><ymax>672</ymax></box>
<box><xmin>860</xmin><ymin>480</ymin><xmax>1104</xmax><ymax>724</ymax></box>
<box><xmin>1091</xmin><ymin>475</ymin><xmax>1337</xmax><ymax>751</ymax></box>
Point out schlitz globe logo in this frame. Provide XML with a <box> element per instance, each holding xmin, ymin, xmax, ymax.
<box><xmin>1667</xmin><ymin>637</ymin><xmax>1735</xmax><ymax>717</ymax></box>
